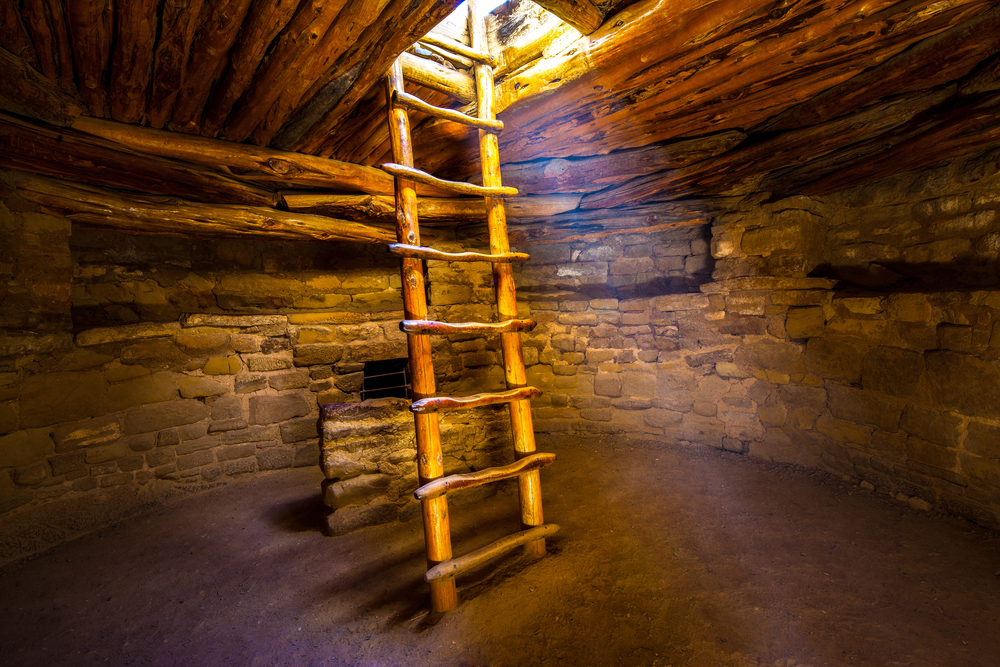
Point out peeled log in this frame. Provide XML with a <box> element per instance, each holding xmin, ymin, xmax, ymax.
<box><xmin>109</xmin><ymin>0</ymin><xmax>159</xmax><ymax>124</ymax></box>
<box><xmin>0</xmin><ymin>47</ymin><xmax>83</xmax><ymax>127</ymax></box>
<box><xmin>531</xmin><ymin>0</ymin><xmax>604</xmax><ymax>35</ymax></box>
<box><xmin>281</xmin><ymin>192</ymin><xmax>581</xmax><ymax>222</ymax></box>
<box><xmin>400</xmin><ymin>52</ymin><xmax>476</xmax><ymax>104</ymax></box>
<box><xmin>65</xmin><ymin>0</ymin><xmax>113</xmax><ymax>118</ymax></box>
<box><xmin>73</xmin><ymin>116</ymin><xmax>398</xmax><ymax>194</ymax></box>
<box><xmin>0</xmin><ymin>113</ymin><xmax>276</xmax><ymax>207</ymax></box>
<box><xmin>147</xmin><ymin>0</ymin><xmax>207</xmax><ymax>129</ymax></box>
<box><xmin>15</xmin><ymin>176</ymin><xmax>395</xmax><ymax>245</ymax></box>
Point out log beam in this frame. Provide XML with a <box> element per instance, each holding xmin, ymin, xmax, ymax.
<box><xmin>280</xmin><ymin>192</ymin><xmax>581</xmax><ymax>222</ymax></box>
<box><xmin>109</xmin><ymin>0</ymin><xmax>159</xmax><ymax>124</ymax></box>
<box><xmin>15</xmin><ymin>175</ymin><xmax>395</xmax><ymax>245</ymax></box>
<box><xmin>0</xmin><ymin>47</ymin><xmax>82</xmax><ymax>127</ymax></box>
<box><xmin>73</xmin><ymin>116</ymin><xmax>398</xmax><ymax>194</ymax></box>
<box><xmin>400</xmin><ymin>52</ymin><xmax>476</xmax><ymax>104</ymax></box>
<box><xmin>531</xmin><ymin>0</ymin><xmax>605</xmax><ymax>35</ymax></box>
<box><xmin>0</xmin><ymin>113</ymin><xmax>277</xmax><ymax>207</ymax></box>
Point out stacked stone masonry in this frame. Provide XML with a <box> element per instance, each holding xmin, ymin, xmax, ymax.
<box><xmin>3</xmin><ymin>146</ymin><xmax>1000</xmax><ymax>552</ymax></box>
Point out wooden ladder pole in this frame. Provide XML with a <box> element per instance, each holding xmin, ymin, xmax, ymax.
<box><xmin>467</xmin><ymin>0</ymin><xmax>546</xmax><ymax>558</ymax></box>
<box><xmin>384</xmin><ymin>59</ymin><xmax>457</xmax><ymax>612</ymax></box>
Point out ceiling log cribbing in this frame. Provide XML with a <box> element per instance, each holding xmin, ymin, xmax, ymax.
<box><xmin>15</xmin><ymin>175</ymin><xmax>395</xmax><ymax>245</ymax></box>
<box><xmin>0</xmin><ymin>113</ymin><xmax>277</xmax><ymax>208</ymax></box>
<box><xmin>72</xmin><ymin>116</ymin><xmax>399</xmax><ymax>195</ymax></box>
<box><xmin>0</xmin><ymin>46</ymin><xmax>82</xmax><ymax>127</ymax></box>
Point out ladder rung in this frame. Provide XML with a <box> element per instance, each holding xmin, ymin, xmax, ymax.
<box><xmin>415</xmin><ymin>452</ymin><xmax>556</xmax><ymax>500</ymax></box>
<box><xmin>392</xmin><ymin>90</ymin><xmax>502</xmax><ymax>132</ymax></box>
<box><xmin>389</xmin><ymin>243</ymin><xmax>530</xmax><ymax>264</ymax></box>
<box><xmin>425</xmin><ymin>524</ymin><xmax>560</xmax><ymax>583</ymax></box>
<box><xmin>411</xmin><ymin>386</ymin><xmax>541</xmax><ymax>413</ymax></box>
<box><xmin>401</xmin><ymin>319</ymin><xmax>536</xmax><ymax>335</ymax></box>
<box><xmin>419</xmin><ymin>33</ymin><xmax>494</xmax><ymax>64</ymax></box>
<box><xmin>382</xmin><ymin>163</ymin><xmax>517</xmax><ymax>198</ymax></box>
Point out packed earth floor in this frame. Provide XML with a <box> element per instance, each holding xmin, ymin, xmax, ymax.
<box><xmin>1</xmin><ymin>436</ymin><xmax>998</xmax><ymax>667</ymax></box>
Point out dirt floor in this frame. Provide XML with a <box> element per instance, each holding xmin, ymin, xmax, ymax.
<box><xmin>1</xmin><ymin>436</ymin><xmax>999</xmax><ymax>667</ymax></box>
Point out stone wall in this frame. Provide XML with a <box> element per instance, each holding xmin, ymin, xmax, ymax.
<box><xmin>0</xmin><ymin>169</ymin><xmax>510</xmax><ymax>561</ymax></box>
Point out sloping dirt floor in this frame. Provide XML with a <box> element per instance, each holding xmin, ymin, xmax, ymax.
<box><xmin>1</xmin><ymin>436</ymin><xmax>998</xmax><ymax>667</ymax></box>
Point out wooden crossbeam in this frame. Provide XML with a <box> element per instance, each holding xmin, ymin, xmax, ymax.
<box><xmin>415</xmin><ymin>453</ymin><xmax>556</xmax><ymax>500</ymax></box>
<box><xmin>401</xmin><ymin>319</ymin><xmax>536</xmax><ymax>335</ymax></box>
<box><xmin>425</xmin><ymin>524</ymin><xmax>561</xmax><ymax>583</ymax></box>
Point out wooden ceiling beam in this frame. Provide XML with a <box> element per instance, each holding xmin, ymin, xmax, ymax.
<box><xmin>0</xmin><ymin>0</ymin><xmax>39</xmax><ymax>69</ymax></box>
<box><xmin>0</xmin><ymin>113</ymin><xmax>277</xmax><ymax>207</ymax></box>
<box><xmin>16</xmin><ymin>175</ymin><xmax>396</xmax><ymax>245</ymax></box>
<box><xmin>72</xmin><ymin>116</ymin><xmax>398</xmax><ymax>195</ymax></box>
<box><xmin>168</xmin><ymin>0</ymin><xmax>254</xmax><ymax>133</ymax></box>
<box><xmin>530</xmin><ymin>0</ymin><xmax>605</xmax><ymax>35</ymax></box>
<box><xmin>0</xmin><ymin>46</ymin><xmax>82</xmax><ymax>127</ymax></box>
<box><xmin>65</xmin><ymin>0</ymin><xmax>113</xmax><ymax>118</ymax></box>
<box><xmin>200</xmin><ymin>0</ymin><xmax>300</xmax><ymax>137</ymax></box>
<box><xmin>280</xmin><ymin>192</ymin><xmax>582</xmax><ymax>222</ymax></box>
<box><xmin>147</xmin><ymin>0</ymin><xmax>207</xmax><ymax>129</ymax></box>
<box><xmin>282</xmin><ymin>0</ymin><xmax>463</xmax><ymax>154</ymax></box>
<box><xmin>109</xmin><ymin>0</ymin><xmax>159</xmax><ymax>124</ymax></box>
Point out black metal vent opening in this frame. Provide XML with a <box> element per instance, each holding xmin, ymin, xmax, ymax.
<box><xmin>360</xmin><ymin>358</ymin><xmax>411</xmax><ymax>400</ymax></box>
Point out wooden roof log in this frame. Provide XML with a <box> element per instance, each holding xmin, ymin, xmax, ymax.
<box><xmin>21</xmin><ymin>0</ymin><xmax>75</xmax><ymax>94</ymax></box>
<box><xmin>758</xmin><ymin>5</ymin><xmax>1000</xmax><ymax>133</ymax></box>
<box><xmin>15</xmin><ymin>175</ymin><xmax>395</xmax><ymax>245</ymax></box>
<box><xmin>961</xmin><ymin>53</ymin><xmax>1000</xmax><ymax>96</ymax></box>
<box><xmin>72</xmin><ymin>116</ymin><xmax>399</xmax><ymax>195</ymax></box>
<box><xmin>0</xmin><ymin>47</ymin><xmax>83</xmax><ymax>127</ymax></box>
<box><xmin>0</xmin><ymin>114</ymin><xmax>277</xmax><ymax>208</ymax></box>
<box><xmin>65</xmin><ymin>0</ymin><xmax>113</xmax><ymax>118</ymax></box>
<box><xmin>530</xmin><ymin>0</ymin><xmax>604</xmax><ymax>35</ymax></box>
<box><xmin>168</xmin><ymin>0</ymin><xmax>254</xmax><ymax>133</ymax></box>
<box><xmin>147</xmin><ymin>0</ymin><xmax>207</xmax><ymax>129</ymax></box>
<box><xmin>200</xmin><ymin>0</ymin><xmax>300</xmax><ymax>137</ymax></box>
<box><xmin>400</xmin><ymin>53</ymin><xmax>476</xmax><ymax>104</ymax></box>
<box><xmin>282</xmin><ymin>0</ymin><xmax>464</xmax><ymax>154</ymax></box>
<box><xmin>0</xmin><ymin>0</ymin><xmax>39</xmax><ymax>69</ymax></box>
<box><xmin>281</xmin><ymin>192</ymin><xmax>581</xmax><ymax>222</ymax></box>
<box><xmin>475</xmin><ymin>0</ymin><xmax>995</xmax><ymax>172</ymax></box>
<box><xmin>109</xmin><ymin>0</ymin><xmax>159</xmax><ymax>124</ymax></box>
<box><xmin>218</xmin><ymin>0</ymin><xmax>351</xmax><ymax>143</ymax></box>
<box><xmin>248</xmin><ymin>0</ymin><xmax>398</xmax><ymax>147</ymax></box>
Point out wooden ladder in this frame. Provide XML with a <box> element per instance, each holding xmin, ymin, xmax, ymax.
<box><xmin>382</xmin><ymin>0</ymin><xmax>558</xmax><ymax>612</ymax></box>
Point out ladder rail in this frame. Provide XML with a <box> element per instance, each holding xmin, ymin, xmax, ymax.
<box><xmin>384</xmin><ymin>59</ymin><xmax>457</xmax><ymax>613</ymax></box>
<box><xmin>468</xmin><ymin>0</ymin><xmax>547</xmax><ymax>558</ymax></box>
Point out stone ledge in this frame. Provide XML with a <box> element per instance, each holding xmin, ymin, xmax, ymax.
<box><xmin>700</xmin><ymin>277</ymin><xmax>837</xmax><ymax>293</ymax></box>
<box><xmin>75</xmin><ymin>323</ymin><xmax>182</xmax><ymax>347</ymax></box>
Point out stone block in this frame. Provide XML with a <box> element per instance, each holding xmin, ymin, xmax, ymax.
<box><xmin>218</xmin><ymin>444</ymin><xmax>255</xmax><ymax>462</ymax></box>
<box><xmin>211</xmin><ymin>395</ymin><xmax>243</xmax><ymax>420</ymax></box>
<box><xmin>926</xmin><ymin>350</ymin><xmax>1000</xmax><ymax>419</ymax></box>
<box><xmin>594</xmin><ymin>373</ymin><xmax>622</xmax><ymax>397</ymax></box>
<box><xmin>643</xmin><ymin>408</ymin><xmax>684</xmax><ymax>428</ymax></box>
<box><xmin>270</xmin><ymin>370</ymin><xmax>311</xmax><ymax>391</ymax></box>
<box><xmin>815</xmin><ymin>414</ymin><xmax>872</xmax><ymax>445</ymax></box>
<box><xmin>224</xmin><ymin>459</ymin><xmax>256</xmax><ymax>475</ymax></box>
<box><xmin>175</xmin><ymin>332</ymin><xmax>232</xmax><ymax>356</ymax></box>
<box><xmin>204</xmin><ymin>355</ymin><xmax>242</xmax><ymax>375</ymax></box>
<box><xmin>862</xmin><ymin>346</ymin><xmax>925</xmax><ymax>399</ymax></box>
<box><xmin>176</xmin><ymin>449</ymin><xmax>215</xmax><ymax>471</ymax></box>
<box><xmin>14</xmin><ymin>463</ymin><xmax>48</xmax><ymax>486</ymax></box>
<box><xmin>828</xmin><ymin>384</ymin><xmax>904</xmax><ymax>432</ymax></box>
<box><xmin>178</xmin><ymin>377</ymin><xmax>228</xmax><ymax>398</ymax></box>
<box><xmin>785</xmin><ymin>307</ymin><xmax>825</xmax><ymax>339</ymax></box>
<box><xmin>156</xmin><ymin>429</ymin><xmax>180</xmax><ymax>447</ymax></box>
<box><xmin>803</xmin><ymin>336</ymin><xmax>863</xmax><ymax>382</ymax></box>
<box><xmin>257</xmin><ymin>448</ymin><xmax>294</xmax><ymax>470</ymax></box>
<box><xmin>124</xmin><ymin>400</ymin><xmax>210</xmax><ymax>435</ymax></box>
<box><xmin>100</xmin><ymin>472</ymin><xmax>133</xmax><ymax>487</ymax></box>
<box><xmin>118</xmin><ymin>454</ymin><xmax>145</xmax><ymax>472</ymax></box>
<box><xmin>176</xmin><ymin>436</ymin><xmax>220</xmax><ymax>456</ymax></box>
<box><xmin>281</xmin><ymin>418</ymin><xmax>318</xmax><ymax>444</ymax></box>
<box><xmin>622</xmin><ymin>372</ymin><xmax>656</xmax><ymax>397</ymax></box>
<box><xmin>906</xmin><ymin>436</ymin><xmax>958</xmax><ymax>470</ymax></box>
<box><xmin>900</xmin><ymin>406</ymin><xmax>962</xmax><ymax>447</ymax></box>
<box><xmin>84</xmin><ymin>441</ymin><xmax>128</xmax><ymax>464</ymax></box>
<box><xmin>120</xmin><ymin>340</ymin><xmax>189</xmax><ymax>370</ymax></box>
<box><xmin>20</xmin><ymin>371</ymin><xmax>107</xmax><ymax>428</ymax></box>
<box><xmin>51</xmin><ymin>415</ymin><xmax>121</xmax><ymax>453</ymax></box>
<box><xmin>49</xmin><ymin>451</ymin><xmax>85</xmax><ymax>476</ymax></box>
<box><xmin>235</xmin><ymin>375</ymin><xmax>268</xmax><ymax>393</ymax></box>
<box><xmin>676</xmin><ymin>412</ymin><xmax>726</xmax><ymax>448</ymax></box>
<box><xmin>146</xmin><ymin>449</ymin><xmax>174</xmax><ymax>467</ymax></box>
<box><xmin>320</xmin><ymin>449</ymin><xmax>376</xmax><ymax>479</ymax></box>
<box><xmin>887</xmin><ymin>293</ymin><xmax>931</xmax><ymax>322</ymax></box>
<box><xmin>208</xmin><ymin>418</ymin><xmax>247</xmax><ymax>433</ymax></box>
<box><xmin>963</xmin><ymin>421</ymin><xmax>1000</xmax><ymax>459</ymax></box>
<box><xmin>938</xmin><ymin>325</ymin><xmax>972</xmax><ymax>352</ymax></box>
<box><xmin>107</xmin><ymin>372</ymin><xmax>177</xmax><ymax>412</ymax></box>
<box><xmin>960</xmin><ymin>453</ymin><xmax>1000</xmax><ymax>487</ymax></box>
<box><xmin>249</xmin><ymin>394</ymin><xmax>311</xmax><ymax>425</ymax></box>
<box><xmin>293</xmin><ymin>442</ymin><xmax>319</xmax><ymax>467</ymax></box>
<box><xmin>75</xmin><ymin>322</ymin><xmax>181</xmax><ymax>347</ymax></box>
<box><xmin>247</xmin><ymin>356</ymin><xmax>292</xmax><ymax>372</ymax></box>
